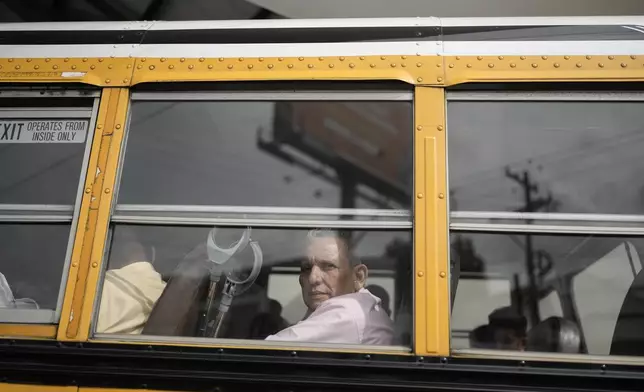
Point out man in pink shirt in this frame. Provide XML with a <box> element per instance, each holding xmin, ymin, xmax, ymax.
<box><xmin>266</xmin><ymin>229</ymin><xmax>394</xmax><ymax>345</ymax></box>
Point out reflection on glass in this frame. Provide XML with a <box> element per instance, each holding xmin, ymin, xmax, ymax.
<box><xmin>0</xmin><ymin>224</ymin><xmax>71</xmax><ymax>310</ymax></box>
<box><xmin>448</xmin><ymin>101</ymin><xmax>644</xmax><ymax>214</ymax></box>
<box><xmin>450</xmin><ymin>232</ymin><xmax>644</xmax><ymax>356</ymax></box>
<box><xmin>96</xmin><ymin>225</ymin><xmax>412</xmax><ymax>346</ymax></box>
<box><xmin>119</xmin><ymin>101</ymin><xmax>412</xmax><ymax>209</ymax></box>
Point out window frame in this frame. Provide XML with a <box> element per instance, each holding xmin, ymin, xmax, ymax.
<box><xmin>0</xmin><ymin>89</ymin><xmax>101</xmax><ymax>324</ymax></box>
<box><xmin>91</xmin><ymin>86</ymin><xmax>417</xmax><ymax>353</ymax></box>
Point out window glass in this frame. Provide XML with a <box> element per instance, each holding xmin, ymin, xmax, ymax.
<box><xmin>450</xmin><ymin>232</ymin><xmax>644</xmax><ymax>356</ymax></box>
<box><xmin>0</xmin><ymin>96</ymin><xmax>95</xmax><ymax>323</ymax></box>
<box><xmin>448</xmin><ymin>99</ymin><xmax>644</xmax><ymax>214</ymax></box>
<box><xmin>118</xmin><ymin>100</ymin><xmax>412</xmax><ymax>209</ymax></box>
<box><xmin>95</xmin><ymin>224</ymin><xmax>412</xmax><ymax>347</ymax></box>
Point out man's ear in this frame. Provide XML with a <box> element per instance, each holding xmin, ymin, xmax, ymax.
<box><xmin>353</xmin><ymin>264</ymin><xmax>368</xmax><ymax>291</ymax></box>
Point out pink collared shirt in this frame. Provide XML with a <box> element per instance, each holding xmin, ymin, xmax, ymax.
<box><xmin>265</xmin><ymin>288</ymin><xmax>394</xmax><ymax>345</ymax></box>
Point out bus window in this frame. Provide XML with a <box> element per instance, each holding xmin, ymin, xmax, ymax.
<box><xmin>0</xmin><ymin>92</ymin><xmax>98</xmax><ymax>324</ymax></box>
<box><xmin>448</xmin><ymin>90</ymin><xmax>644</xmax><ymax>358</ymax></box>
<box><xmin>94</xmin><ymin>88</ymin><xmax>413</xmax><ymax>350</ymax></box>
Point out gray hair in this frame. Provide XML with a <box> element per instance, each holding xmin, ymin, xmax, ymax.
<box><xmin>306</xmin><ymin>229</ymin><xmax>362</xmax><ymax>267</ymax></box>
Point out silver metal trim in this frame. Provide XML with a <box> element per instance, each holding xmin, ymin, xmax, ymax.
<box><xmin>447</xmin><ymin>91</ymin><xmax>644</xmax><ymax>102</ymax></box>
<box><xmin>451</xmin><ymin>211</ymin><xmax>644</xmax><ymax>223</ymax></box>
<box><xmin>0</xmin><ymin>204</ymin><xmax>74</xmax><ymax>212</ymax></box>
<box><xmin>93</xmin><ymin>333</ymin><xmax>411</xmax><ymax>353</ymax></box>
<box><xmin>0</xmin><ymin>215</ymin><xmax>73</xmax><ymax>222</ymax></box>
<box><xmin>452</xmin><ymin>348</ymin><xmax>644</xmax><ymax>366</ymax></box>
<box><xmin>0</xmin><ymin>90</ymin><xmax>100</xmax><ymax>98</ymax></box>
<box><xmin>0</xmin><ymin>108</ymin><xmax>93</xmax><ymax>119</ymax></box>
<box><xmin>450</xmin><ymin>222</ymin><xmax>644</xmax><ymax>235</ymax></box>
<box><xmin>115</xmin><ymin>205</ymin><xmax>411</xmax><ymax>218</ymax></box>
<box><xmin>132</xmin><ymin>91</ymin><xmax>413</xmax><ymax>101</ymax></box>
<box><xmin>0</xmin><ymin>309</ymin><xmax>56</xmax><ymax>324</ymax></box>
<box><xmin>54</xmin><ymin>96</ymin><xmax>101</xmax><ymax>319</ymax></box>
<box><xmin>111</xmin><ymin>215</ymin><xmax>412</xmax><ymax>229</ymax></box>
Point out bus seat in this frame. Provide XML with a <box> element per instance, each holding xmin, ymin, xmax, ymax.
<box><xmin>142</xmin><ymin>255</ymin><xmax>211</xmax><ymax>337</ymax></box>
<box><xmin>526</xmin><ymin>316</ymin><xmax>582</xmax><ymax>354</ymax></box>
<box><xmin>610</xmin><ymin>269</ymin><xmax>644</xmax><ymax>356</ymax></box>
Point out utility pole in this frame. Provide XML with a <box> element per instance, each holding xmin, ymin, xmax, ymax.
<box><xmin>505</xmin><ymin>165</ymin><xmax>554</xmax><ymax>325</ymax></box>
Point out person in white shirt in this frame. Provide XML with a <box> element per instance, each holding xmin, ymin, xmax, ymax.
<box><xmin>266</xmin><ymin>229</ymin><xmax>394</xmax><ymax>345</ymax></box>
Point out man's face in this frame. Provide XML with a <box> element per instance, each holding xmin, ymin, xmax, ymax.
<box><xmin>299</xmin><ymin>236</ymin><xmax>355</xmax><ymax>311</ymax></box>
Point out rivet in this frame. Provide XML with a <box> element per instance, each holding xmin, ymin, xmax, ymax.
<box><xmin>437</xmin><ymin>125</ymin><xmax>444</xmax><ymax>131</ymax></box>
<box><xmin>26</xmin><ymin>58</ymin><xmax>32</xmax><ymax>62</ymax></box>
<box><xmin>168</xmin><ymin>65</ymin><xmax>174</xmax><ymax>69</ymax></box>
<box><xmin>288</xmin><ymin>64</ymin><xmax>294</xmax><ymax>69</ymax></box>
<box><xmin>47</xmin><ymin>58</ymin><xmax>53</xmax><ymax>62</ymax></box>
<box><xmin>14</xmin><ymin>65</ymin><xmax>20</xmax><ymax>70</ymax></box>
<box><xmin>542</xmin><ymin>56</ymin><xmax>548</xmax><ymax>60</ymax></box>
<box><xmin>186</xmin><ymin>64</ymin><xmax>194</xmax><ymax>69</ymax></box>
<box><xmin>477</xmin><ymin>56</ymin><xmax>483</xmax><ymax>60</ymax></box>
<box><xmin>228</xmin><ymin>64</ymin><xmax>234</xmax><ymax>69</ymax></box>
<box><xmin>137</xmin><ymin>65</ymin><xmax>142</xmax><ymax>69</ymax></box>
<box><xmin>417</xmin><ymin>193</ymin><xmax>424</xmax><ymax>199</ymax></box>
<box><xmin>279</xmin><ymin>57</ymin><xmax>284</xmax><ymax>61</ymax></box>
<box><xmin>92</xmin><ymin>262</ymin><xmax>98</xmax><ymax>268</ymax></box>
<box><xmin>532</xmin><ymin>63</ymin><xmax>538</xmax><ymax>68</ymax></box>
<box><xmin>115</xmin><ymin>124</ymin><xmax>121</xmax><ymax>129</ymax></box>
<box><xmin>329</xmin><ymin>64</ymin><xmax>335</xmax><ymax>68</ymax></box>
<box><xmin>340</xmin><ymin>57</ymin><xmax>345</xmax><ymax>61</ymax></box>
<box><xmin>498</xmin><ymin>56</ymin><xmax>504</xmax><ymax>60</ymax></box>
<box><xmin>349</xmin><ymin>63</ymin><xmax>355</xmax><ymax>68</ymax></box>
<box><xmin>488</xmin><ymin>63</ymin><xmax>494</xmax><ymax>68</ymax></box>
<box><xmin>586</xmin><ymin>55</ymin><xmax>592</xmax><ymax>60</ymax></box>
<box><xmin>7</xmin><ymin>58</ymin><xmax>13</xmax><ymax>62</ymax></box>
<box><xmin>598</xmin><ymin>63</ymin><xmax>605</xmax><ymax>68</ymax></box>
<box><xmin>621</xmin><ymin>63</ymin><xmax>628</xmax><ymax>68</ymax></box>
<box><xmin>439</xmin><ymin>271</ymin><xmax>446</xmax><ymax>278</ymax></box>
<box><xmin>204</xmin><ymin>64</ymin><xmax>211</xmax><ymax>69</ymax></box>
<box><xmin>467</xmin><ymin>64</ymin><xmax>472</xmax><ymax>68</ymax></box>
<box><xmin>510</xmin><ymin>63</ymin><xmax>516</xmax><ymax>68</ymax></box>
<box><xmin>401</xmin><ymin>63</ymin><xmax>406</xmax><ymax>67</ymax></box>
<box><xmin>417</xmin><ymin>77</ymin><xmax>423</xmax><ymax>82</ymax></box>
<box><xmin>239</xmin><ymin>57</ymin><xmax>244</xmax><ymax>62</ymax></box>
<box><xmin>127</xmin><ymin>64</ymin><xmax>132</xmax><ymax>69</ymax></box>
<box><xmin>520</xmin><ymin>56</ymin><xmax>527</xmax><ymax>60</ymax></box>
<box><xmin>199</xmin><ymin>58</ymin><xmax>205</xmax><ymax>62</ymax></box>
<box><xmin>34</xmin><ymin>65</ymin><xmax>39</xmax><ymax>69</ymax></box>
<box><xmin>104</xmin><ymin>188</ymin><xmax>111</xmax><ymax>194</ymax></box>
<box><xmin>418</xmin><ymin>271</ymin><xmax>424</xmax><ymax>277</ymax></box>
<box><xmin>83</xmin><ymin>58</ymin><xmax>88</xmax><ymax>62</ymax></box>
<box><xmin>390</xmin><ymin>63</ymin><xmax>396</xmax><ymax>68</ymax></box>
<box><xmin>631</xmin><ymin>55</ymin><xmax>637</xmax><ymax>60</ymax></box>
<box><xmin>105</xmin><ymin>79</ymin><xmax>111</xmax><ymax>84</ymax></box>
<box><xmin>247</xmin><ymin>64</ymin><xmax>253</xmax><ymax>69</ymax></box>
<box><xmin>123</xmin><ymin>79</ymin><xmax>129</xmax><ymax>83</ymax></box>
<box><xmin>149</xmin><ymin>65</ymin><xmax>155</xmax><ymax>70</ymax></box>
<box><xmin>554</xmin><ymin>63</ymin><xmax>560</xmax><ymax>68</ymax></box>
<box><xmin>219</xmin><ymin>58</ymin><xmax>224</xmax><ymax>62</ymax></box>
<box><xmin>72</xmin><ymin>263</ymin><xmax>78</xmax><ymax>268</ymax></box>
<box><xmin>369</xmin><ymin>64</ymin><xmax>375</xmax><ymax>68</ymax></box>
<box><xmin>564</xmin><ymin>56</ymin><xmax>571</xmax><ymax>60</ymax></box>
<box><xmin>71</xmin><ymin>65</ymin><xmax>77</xmax><ymax>70</ymax></box>
<box><xmin>608</xmin><ymin>55</ymin><xmax>615</xmax><ymax>60</ymax></box>
<box><xmin>381</xmin><ymin>56</ymin><xmax>386</xmax><ymax>60</ymax></box>
<box><xmin>576</xmin><ymin>63</ymin><xmax>582</xmax><ymax>68</ymax></box>
<box><xmin>85</xmin><ymin>188</ymin><xmax>91</xmax><ymax>194</ymax></box>
<box><xmin>97</xmin><ymin>125</ymin><xmax>102</xmax><ymax>129</ymax></box>
<box><xmin>268</xmin><ymin>64</ymin><xmax>274</xmax><ymax>69</ymax></box>
<box><xmin>416</xmin><ymin>62</ymin><xmax>422</xmax><ymax>67</ymax></box>
<box><xmin>416</xmin><ymin>126</ymin><xmax>423</xmax><ymax>131</ymax></box>
<box><xmin>436</xmin><ymin>63</ymin><xmax>441</xmax><ymax>68</ymax></box>
<box><xmin>298</xmin><ymin>57</ymin><xmax>304</xmax><ymax>61</ymax></box>
<box><xmin>437</xmin><ymin>77</ymin><xmax>443</xmax><ymax>82</ymax></box>
<box><xmin>53</xmin><ymin>65</ymin><xmax>59</xmax><ymax>70</ymax></box>
<box><xmin>180</xmin><ymin>58</ymin><xmax>186</xmax><ymax>62</ymax></box>
<box><xmin>402</xmin><ymin>55</ymin><xmax>407</xmax><ymax>59</ymax></box>
<box><xmin>438</xmin><ymin>193</ymin><xmax>445</xmax><ymax>199</ymax></box>
<box><xmin>90</xmin><ymin>65</ymin><xmax>96</xmax><ymax>70</ymax></box>
<box><xmin>160</xmin><ymin>58</ymin><xmax>166</xmax><ymax>62</ymax></box>
<box><xmin>308</xmin><ymin>64</ymin><xmax>313</xmax><ymax>68</ymax></box>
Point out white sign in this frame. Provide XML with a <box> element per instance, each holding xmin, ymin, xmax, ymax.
<box><xmin>0</xmin><ymin>119</ymin><xmax>88</xmax><ymax>143</ymax></box>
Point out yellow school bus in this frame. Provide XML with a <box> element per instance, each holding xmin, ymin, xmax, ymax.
<box><xmin>2</xmin><ymin>16</ymin><xmax>644</xmax><ymax>392</ymax></box>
